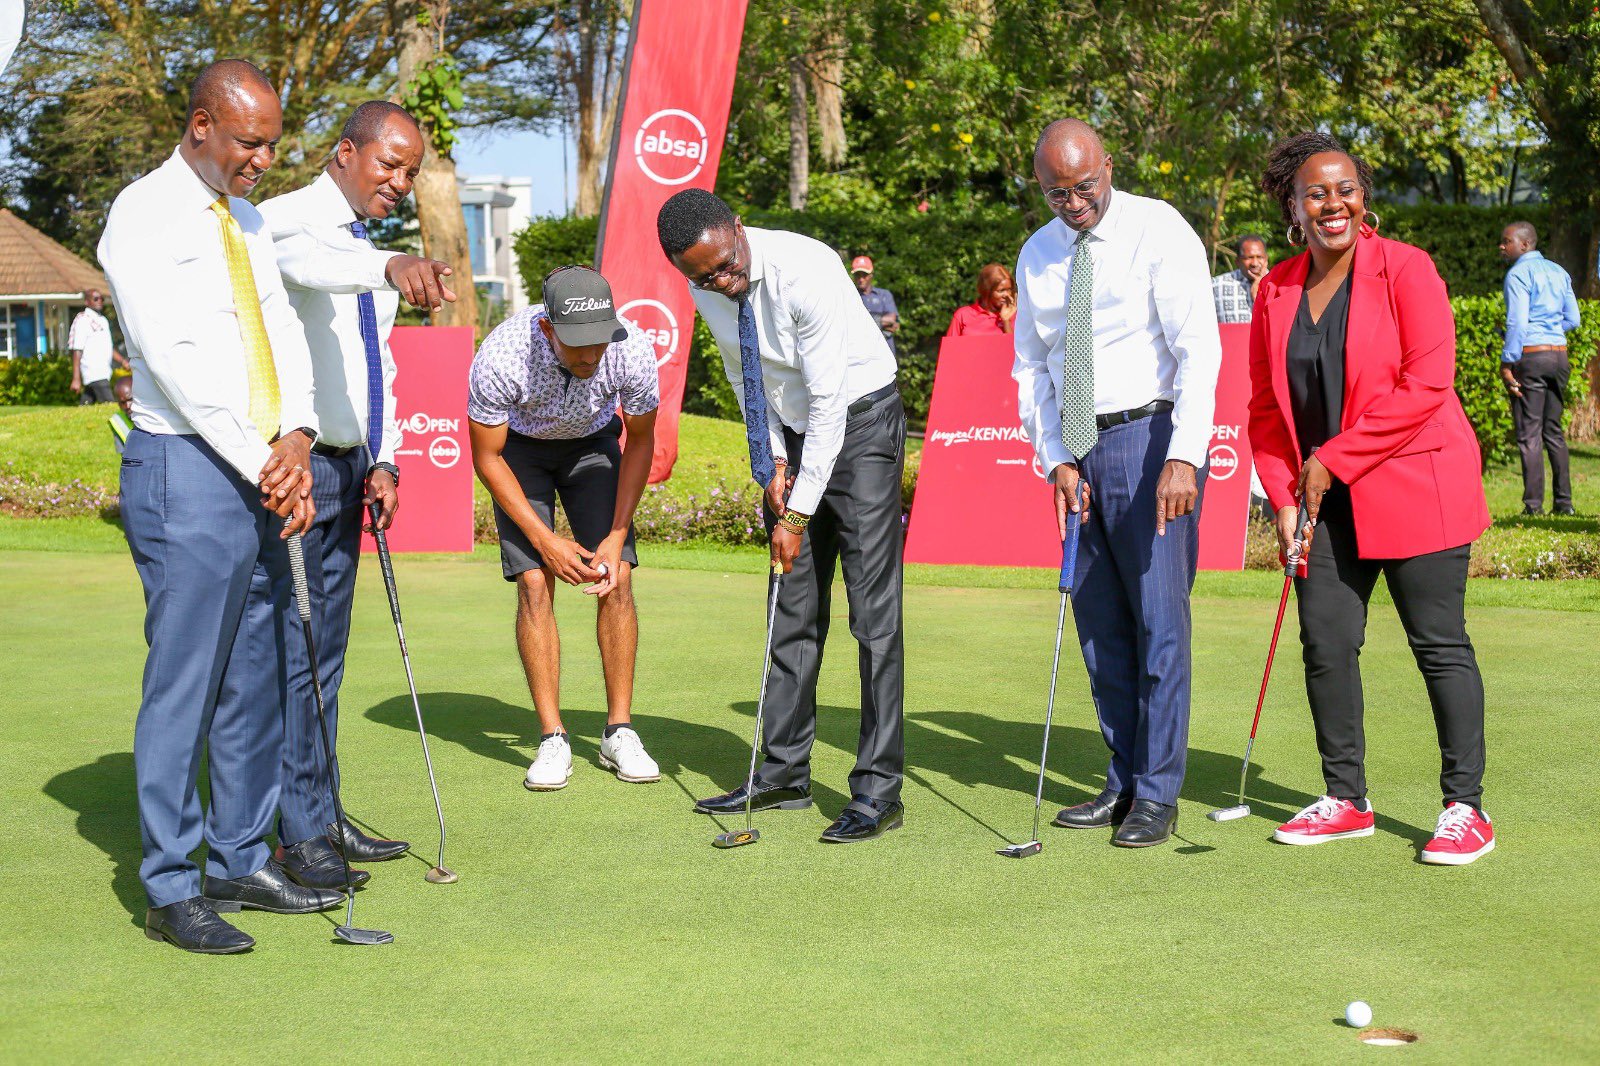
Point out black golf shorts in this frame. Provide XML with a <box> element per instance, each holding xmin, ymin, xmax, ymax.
<box><xmin>493</xmin><ymin>418</ymin><xmax>640</xmax><ymax>582</ymax></box>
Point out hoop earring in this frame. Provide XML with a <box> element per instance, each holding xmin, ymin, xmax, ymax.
<box><xmin>1363</xmin><ymin>211</ymin><xmax>1380</xmax><ymax>231</ymax></box>
<box><xmin>1286</xmin><ymin>223</ymin><xmax>1305</xmax><ymax>247</ymax></box>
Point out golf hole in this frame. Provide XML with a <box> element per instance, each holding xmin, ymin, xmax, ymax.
<box><xmin>1359</xmin><ymin>1028</ymin><xmax>1419</xmax><ymax>1047</ymax></box>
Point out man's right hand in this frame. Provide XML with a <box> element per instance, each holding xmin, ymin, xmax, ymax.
<box><xmin>385</xmin><ymin>255</ymin><xmax>458</xmax><ymax>313</ymax></box>
<box><xmin>537</xmin><ymin>534</ymin><xmax>603</xmax><ymax>586</ymax></box>
<box><xmin>70</xmin><ymin>375</ymin><xmax>83</xmax><ymax>395</ymax></box>
<box><xmin>764</xmin><ymin>466</ymin><xmax>794</xmax><ymax>518</ymax></box>
<box><xmin>259</xmin><ymin>432</ymin><xmax>315</xmax><ymax>534</ymax></box>
<box><xmin>1050</xmin><ymin>462</ymin><xmax>1090</xmax><ymax>541</ymax></box>
<box><xmin>1502</xmin><ymin>365</ymin><xmax>1522</xmax><ymax>398</ymax></box>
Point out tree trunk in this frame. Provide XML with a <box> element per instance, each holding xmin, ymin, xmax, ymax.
<box><xmin>564</xmin><ymin>0</ymin><xmax>625</xmax><ymax>217</ymax></box>
<box><xmin>1206</xmin><ymin>162</ymin><xmax>1237</xmax><ymax>271</ymax></box>
<box><xmin>788</xmin><ymin>55</ymin><xmax>809</xmax><ymax>210</ymax></box>
<box><xmin>809</xmin><ymin>33</ymin><xmax>846</xmax><ymax>169</ymax></box>
<box><xmin>396</xmin><ymin>1</ymin><xmax>478</xmax><ymax>329</ymax></box>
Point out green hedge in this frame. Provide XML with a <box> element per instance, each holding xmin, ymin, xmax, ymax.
<box><xmin>1453</xmin><ymin>295</ymin><xmax>1598</xmax><ymax>467</ymax></box>
<box><xmin>0</xmin><ymin>356</ymin><xmax>75</xmax><ymax>405</ymax></box>
<box><xmin>512</xmin><ymin>203</ymin><xmax>1584</xmax><ymax>436</ymax></box>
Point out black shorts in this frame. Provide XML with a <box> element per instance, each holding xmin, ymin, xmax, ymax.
<box><xmin>493</xmin><ymin>419</ymin><xmax>640</xmax><ymax>582</ymax></box>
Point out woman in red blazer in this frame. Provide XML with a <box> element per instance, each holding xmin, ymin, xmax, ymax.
<box><xmin>1247</xmin><ymin>132</ymin><xmax>1494</xmax><ymax>865</ymax></box>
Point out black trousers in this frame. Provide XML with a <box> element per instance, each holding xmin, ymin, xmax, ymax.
<box><xmin>757</xmin><ymin>391</ymin><xmax>907</xmax><ymax>803</ymax></box>
<box><xmin>1512</xmin><ymin>350</ymin><xmax>1572</xmax><ymax>511</ymax></box>
<box><xmin>1295</xmin><ymin>489</ymin><xmax>1486</xmax><ymax>808</ymax></box>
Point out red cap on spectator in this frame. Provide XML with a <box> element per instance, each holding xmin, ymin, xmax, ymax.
<box><xmin>850</xmin><ymin>255</ymin><xmax>874</xmax><ymax>274</ymax></box>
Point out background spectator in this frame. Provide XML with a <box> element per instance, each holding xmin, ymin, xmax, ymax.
<box><xmin>851</xmin><ymin>254</ymin><xmax>899</xmax><ymax>354</ymax></box>
<box><xmin>1211</xmin><ymin>234</ymin><xmax>1270</xmax><ymax>324</ymax></box>
<box><xmin>945</xmin><ymin>263</ymin><xmax>1016</xmax><ymax>336</ymax></box>
<box><xmin>68</xmin><ymin>289</ymin><xmax>126</xmax><ymax>404</ymax></box>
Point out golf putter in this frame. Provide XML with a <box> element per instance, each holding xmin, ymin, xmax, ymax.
<box><xmin>713</xmin><ymin>561</ymin><xmax>784</xmax><ymax>849</ymax></box>
<box><xmin>368</xmin><ymin>502</ymin><xmax>456</xmax><ymax>885</ymax></box>
<box><xmin>1209</xmin><ymin>499</ymin><xmax>1312</xmax><ymax>823</ymax></box>
<box><xmin>999</xmin><ymin>479</ymin><xmax>1087</xmax><ymax>858</ymax></box>
<box><xmin>287</xmin><ymin>533</ymin><xmax>395</xmax><ymax>945</ymax></box>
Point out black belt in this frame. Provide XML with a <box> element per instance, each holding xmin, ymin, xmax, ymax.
<box><xmin>847</xmin><ymin>381</ymin><xmax>899</xmax><ymax>417</ymax></box>
<box><xmin>312</xmin><ymin>442</ymin><xmax>361</xmax><ymax>458</ymax></box>
<box><xmin>1096</xmin><ymin>400</ymin><xmax>1173</xmax><ymax>431</ymax></box>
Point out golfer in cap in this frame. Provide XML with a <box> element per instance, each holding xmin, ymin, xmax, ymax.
<box><xmin>468</xmin><ymin>266</ymin><xmax>663</xmax><ymax>791</ymax></box>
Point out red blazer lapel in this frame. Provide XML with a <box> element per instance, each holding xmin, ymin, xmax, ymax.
<box><xmin>1342</xmin><ymin>230</ymin><xmax>1386</xmax><ymax>424</ymax></box>
<box><xmin>1265</xmin><ymin>252</ymin><xmax>1310</xmax><ymax>460</ymax></box>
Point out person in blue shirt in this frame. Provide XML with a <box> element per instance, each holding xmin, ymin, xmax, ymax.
<box><xmin>1499</xmin><ymin>221</ymin><xmax>1581</xmax><ymax>515</ymax></box>
<box><xmin>850</xmin><ymin>255</ymin><xmax>899</xmax><ymax>354</ymax></box>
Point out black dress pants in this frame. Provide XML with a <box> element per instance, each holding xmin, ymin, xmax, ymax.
<box><xmin>1512</xmin><ymin>350</ymin><xmax>1572</xmax><ymax>512</ymax></box>
<box><xmin>1295</xmin><ymin>488</ymin><xmax>1486</xmax><ymax>809</ymax></box>
<box><xmin>757</xmin><ymin>391</ymin><xmax>907</xmax><ymax>803</ymax></box>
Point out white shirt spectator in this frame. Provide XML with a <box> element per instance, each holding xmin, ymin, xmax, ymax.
<box><xmin>67</xmin><ymin>305</ymin><xmax>115</xmax><ymax>385</ymax></box>
<box><xmin>98</xmin><ymin>147</ymin><xmax>319</xmax><ymax>481</ymax></box>
<box><xmin>1013</xmin><ymin>190</ymin><xmax>1221</xmax><ymax>475</ymax></box>
<box><xmin>259</xmin><ymin>172</ymin><xmax>402</xmax><ymax>465</ymax></box>
<box><xmin>468</xmin><ymin>306</ymin><xmax>660</xmax><ymax>438</ymax></box>
<box><xmin>690</xmin><ymin>226</ymin><xmax>897</xmax><ymax>515</ymax></box>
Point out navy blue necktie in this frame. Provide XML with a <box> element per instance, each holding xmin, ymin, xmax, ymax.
<box><xmin>737</xmin><ymin>297</ymin><xmax>777</xmax><ymax>487</ymax></box>
<box><xmin>348</xmin><ymin>220</ymin><xmax>385</xmax><ymax>460</ymax></box>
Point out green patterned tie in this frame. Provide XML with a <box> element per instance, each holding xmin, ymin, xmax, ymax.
<box><xmin>1060</xmin><ymin>234</ymin><xmax>1097</xmax><ymax>460</ymax></box>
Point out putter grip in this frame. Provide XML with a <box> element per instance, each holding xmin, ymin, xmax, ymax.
<box><xmin>368</xmin><ymin>503</ymin><xmax>403</xmax><ymax>625</ymax></box>
<box><xmin>286</xmin><ymin>533</ymin><xmax>312</xmax><ymax>623</ymax></box>
<box><xmin>1284</xmin><ymin>499</ymin><xmax>1312</xmax><ymax>577</ymax></box>
<box><xmin>1058</xmin><ymin>480</ymin><xmax>1087</xmax><ymax>593</ymax></box>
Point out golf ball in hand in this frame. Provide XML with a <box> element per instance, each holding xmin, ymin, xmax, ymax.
<box><xmin>1346</xmin><ymin>1001</ymin><xmax>1373</xmax><ymax>1028</ymax></box>
<box><xmin>597</xmin><ymin>563</ymin><xmax>610</xmax><ymax>577</ymax></box>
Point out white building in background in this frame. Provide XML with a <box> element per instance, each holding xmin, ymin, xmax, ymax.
<box><xmin>460</xmin><ymin>175</ymin><xmax>532</xmax><ymax>315</ymax></box>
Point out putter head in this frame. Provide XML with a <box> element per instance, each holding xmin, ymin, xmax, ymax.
<box><xmin>425</xmin><ymin>866</ymin><xmax>458</xmax><ymax>885</ymax></box>
<box><xmin>712</xmin><ymin>828</ymin><xmax>760</xmax><ymax>849</ymax></box>
<box><xmin>335</xmin><ymin>925</ymin><xmax>395</xmax><ymax>946</ymax></box>
<box><xmin>1207</xmin><ymin>804</ymin><xmax>1251</xmax><ymax>822</ymax></box>
<box><xmin>996</xmin><ymin>840</ymin><xmax>1043</xmax><ymax>858</ymax></box>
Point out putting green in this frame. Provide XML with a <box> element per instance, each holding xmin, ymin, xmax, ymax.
<box><xmin>2</xmin><ymin>546</ymin><xmax>1596</xmax><ymax>1061</ymax></box>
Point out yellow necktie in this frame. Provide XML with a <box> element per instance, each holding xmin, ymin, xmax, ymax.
<box><xmin>210</xmin><ymin>197</ymin><xmax>281</xmax><ymax>442</ymax></box>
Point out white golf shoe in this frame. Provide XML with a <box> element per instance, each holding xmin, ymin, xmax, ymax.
<box><xmin>599</xmin><ymin>726</ymin><xmax>661</xmax><ymax>783</ymax></box>
<box><xmin>524</xmin><ymin>733</ymin><xmax>573</xmax><ymax>791</ymax></box>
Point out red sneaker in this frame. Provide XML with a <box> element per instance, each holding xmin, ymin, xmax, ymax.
<box><xmin>1272</xmin><ymin>796</ymin><xmax>1375</xmax><ymax>845</ymax></box>
<box><xmin>1420</xmin><ymin>803</ymin><xmax>1495</xmax><ymax>866</ymax></box>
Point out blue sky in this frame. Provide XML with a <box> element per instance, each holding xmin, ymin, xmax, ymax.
<box><xmin>453</xmin><ymin>127</ymin><xmax>574</xmax><ymax>219</ymax></box>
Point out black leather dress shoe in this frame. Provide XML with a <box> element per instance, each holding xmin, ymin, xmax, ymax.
<box><xmin>1053</xmin><ymin>788</ymin><xmax>1134</xmax><ymax>829</ymax></box>
<box><xmin>203</xmin><ymin>858</ymin><xmax>345</xmax><ymax>914</ymax></box>
<box><xmin>819</xmin><ymin>797</ymin><xmax>904</xmax><ymax>843</ymax></box>
<box><xmin>694</xmin><ymin>783</ymin><xmax>812</xmax><ymax>815</ymax></box>
<box><xmin>145</xmin><ymin>897</ymin><xmax>254</xmax><ymax>954</ymax></box>
<box><xmin>1112</xmin><ymin>799</ymin><xmax>1178</xmax><ymax>847</ymax></box>
<box><xmin>279</xmin><ymin>835</ymin><xmax>371</xmax><ymax>891</ymax></box>
<box><xmin>327</xmin><ymin>819</ymin><xmax>410</xmax><ymax>862</ymax></box>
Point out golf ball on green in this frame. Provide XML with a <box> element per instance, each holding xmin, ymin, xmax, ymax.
<box><xmin>1346</xmin><ymin>1001</ymin><xmax>1373</xmax><ymax>1028</ymax></box>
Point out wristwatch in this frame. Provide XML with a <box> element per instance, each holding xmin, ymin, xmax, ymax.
<box><xmin>369</xmin><ymin>461</ymin><xmax>401</xmax><ymax>485</ymax></box>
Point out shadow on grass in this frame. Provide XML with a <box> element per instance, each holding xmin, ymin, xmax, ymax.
<box><xmin>43</xmin><ymin>752</ymin><xmax>145</xmax><ymax>924</ymax></box>
<box><xmin>1492</xmin><ymin>512</ymin><xmax>1598</xmax><ymax>533</ymax></box>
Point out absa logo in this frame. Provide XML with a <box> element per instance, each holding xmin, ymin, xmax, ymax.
<box><xmin>429</xmin><ymin>436</ymin><xmax>461</xmax><ymax>469</ymax></box>
<box><xmin>619</xmin><ymin>299</ymin><xmax>680</xmax><ymax>369</ymax></box>
<box><xmin>633</xmin><ymin>109</ymin><xmax>708</xmax><ymax>186</ymax></box>
<box><xmin>1208</xmin><ymin>443</ymin><xmax>1239</xmax><ymax>480</ymax></box>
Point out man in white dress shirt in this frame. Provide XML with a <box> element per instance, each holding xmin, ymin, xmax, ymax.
<box><xmin>1013</xmin><ymin>119</ymin><xmax>1221</xmax><ymax>848</ymax></box>
<box><xmin>259</xmin><ymin>101</ymin><xmax>456</xmax><ymax>890</ymax></box>
<box><xmin>67</xmin><ymin>288</ymin><xmax>126</xmax><ymax>403</ymax></box>
<box><xmin>99</xmin><ymin>59</ymin><xmax>344</xmax><ymax>954</ymax></box>
<box><xmin>657</xmin><ymin>188</ymin><xmax>907</xmax><ymax>844</ymax></box>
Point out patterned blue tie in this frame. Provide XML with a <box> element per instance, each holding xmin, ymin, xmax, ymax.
<box><xmin>348</xmin><ymin>220</ymin><xmax>385</xmax><ymax>460</ymax></box>
<box><xmin>737</xmin><ymin>297</ymin><xmax>777</xmax><ymax>487</ymax></box>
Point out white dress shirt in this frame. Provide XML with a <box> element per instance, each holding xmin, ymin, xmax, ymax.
<box><xmin>67</xmin><ymin>307</ymin><xmax>115</xmax><ymax>384</ymax></box>
<box><xmin>259</xmin><ymin>172</ymin><xmax>402</xmax><ymax>465</ymax></box>
<box><xmin>690</xmin><ymin>226</ymin><xmax>896</xmax><ymax>515</ymax></box>
<box><xmin>98</xmin><ymin>148</ymin><xmax>318</xmax><ymax>482</ymax></box>
<box><xmin>0</xmin><ymin>0</ymin><xmax>22</xmax><ymax>77</ymax></box>
<box><xmin>1013</xmin><ymin>190</ymin><xmax>1221</xmax><ymax>475</ymax></box>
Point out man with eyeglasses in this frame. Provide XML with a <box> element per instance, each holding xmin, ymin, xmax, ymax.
<box><xmin>656</xmin><ymin>188</ymin><xmax>907</xmax><ymax>845</ymax></box>
<box><xmin>1012</xmin><ymin>118</ymin><xmax>1222</xmax><ymax>848</ymax></box>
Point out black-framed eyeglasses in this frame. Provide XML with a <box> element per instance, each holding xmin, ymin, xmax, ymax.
<box><xmin>689</xmin><ymin>263</ymin><xmax>742</xmax><ymax>290</ymax></box>
<box><xmin>1042</xmin><ymin>171</ymin><xmax>1106</xmax><ymax>207</ymax></box>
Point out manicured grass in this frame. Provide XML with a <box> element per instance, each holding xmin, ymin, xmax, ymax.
<box><xmin>2</xmin><ymin>546</ymin><xmax>1598</xmax><ymax>1061</ymax></box>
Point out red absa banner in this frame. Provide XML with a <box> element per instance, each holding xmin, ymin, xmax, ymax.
<box><xmin>905</xmin><ymin>327</ymin><xmax>1254</xmax><ymax>570</ymax></box>
<box><xmin>361</xmin><ymin>325</ymin><xmax>475</xmax><ymax>554</ymax></box>
<box><xmin>593</xmin><ymin>0</ymin><xmax>749</xmax><ymax>484</ymax></box>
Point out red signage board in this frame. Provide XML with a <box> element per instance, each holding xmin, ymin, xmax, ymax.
<box><xmin>361</xmin><ymin>325</ymin><xmax>475</xmax><ymax>554</ymax></box>
<box><xmin>593</xmin><ymin>0</ymin><xmax>750</xmax><ymax>484</ymax></box>
<box><xmin>906</xmin><ymin>328</ymin><xmax>1253</xmax><ymax>570</ymax></box>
